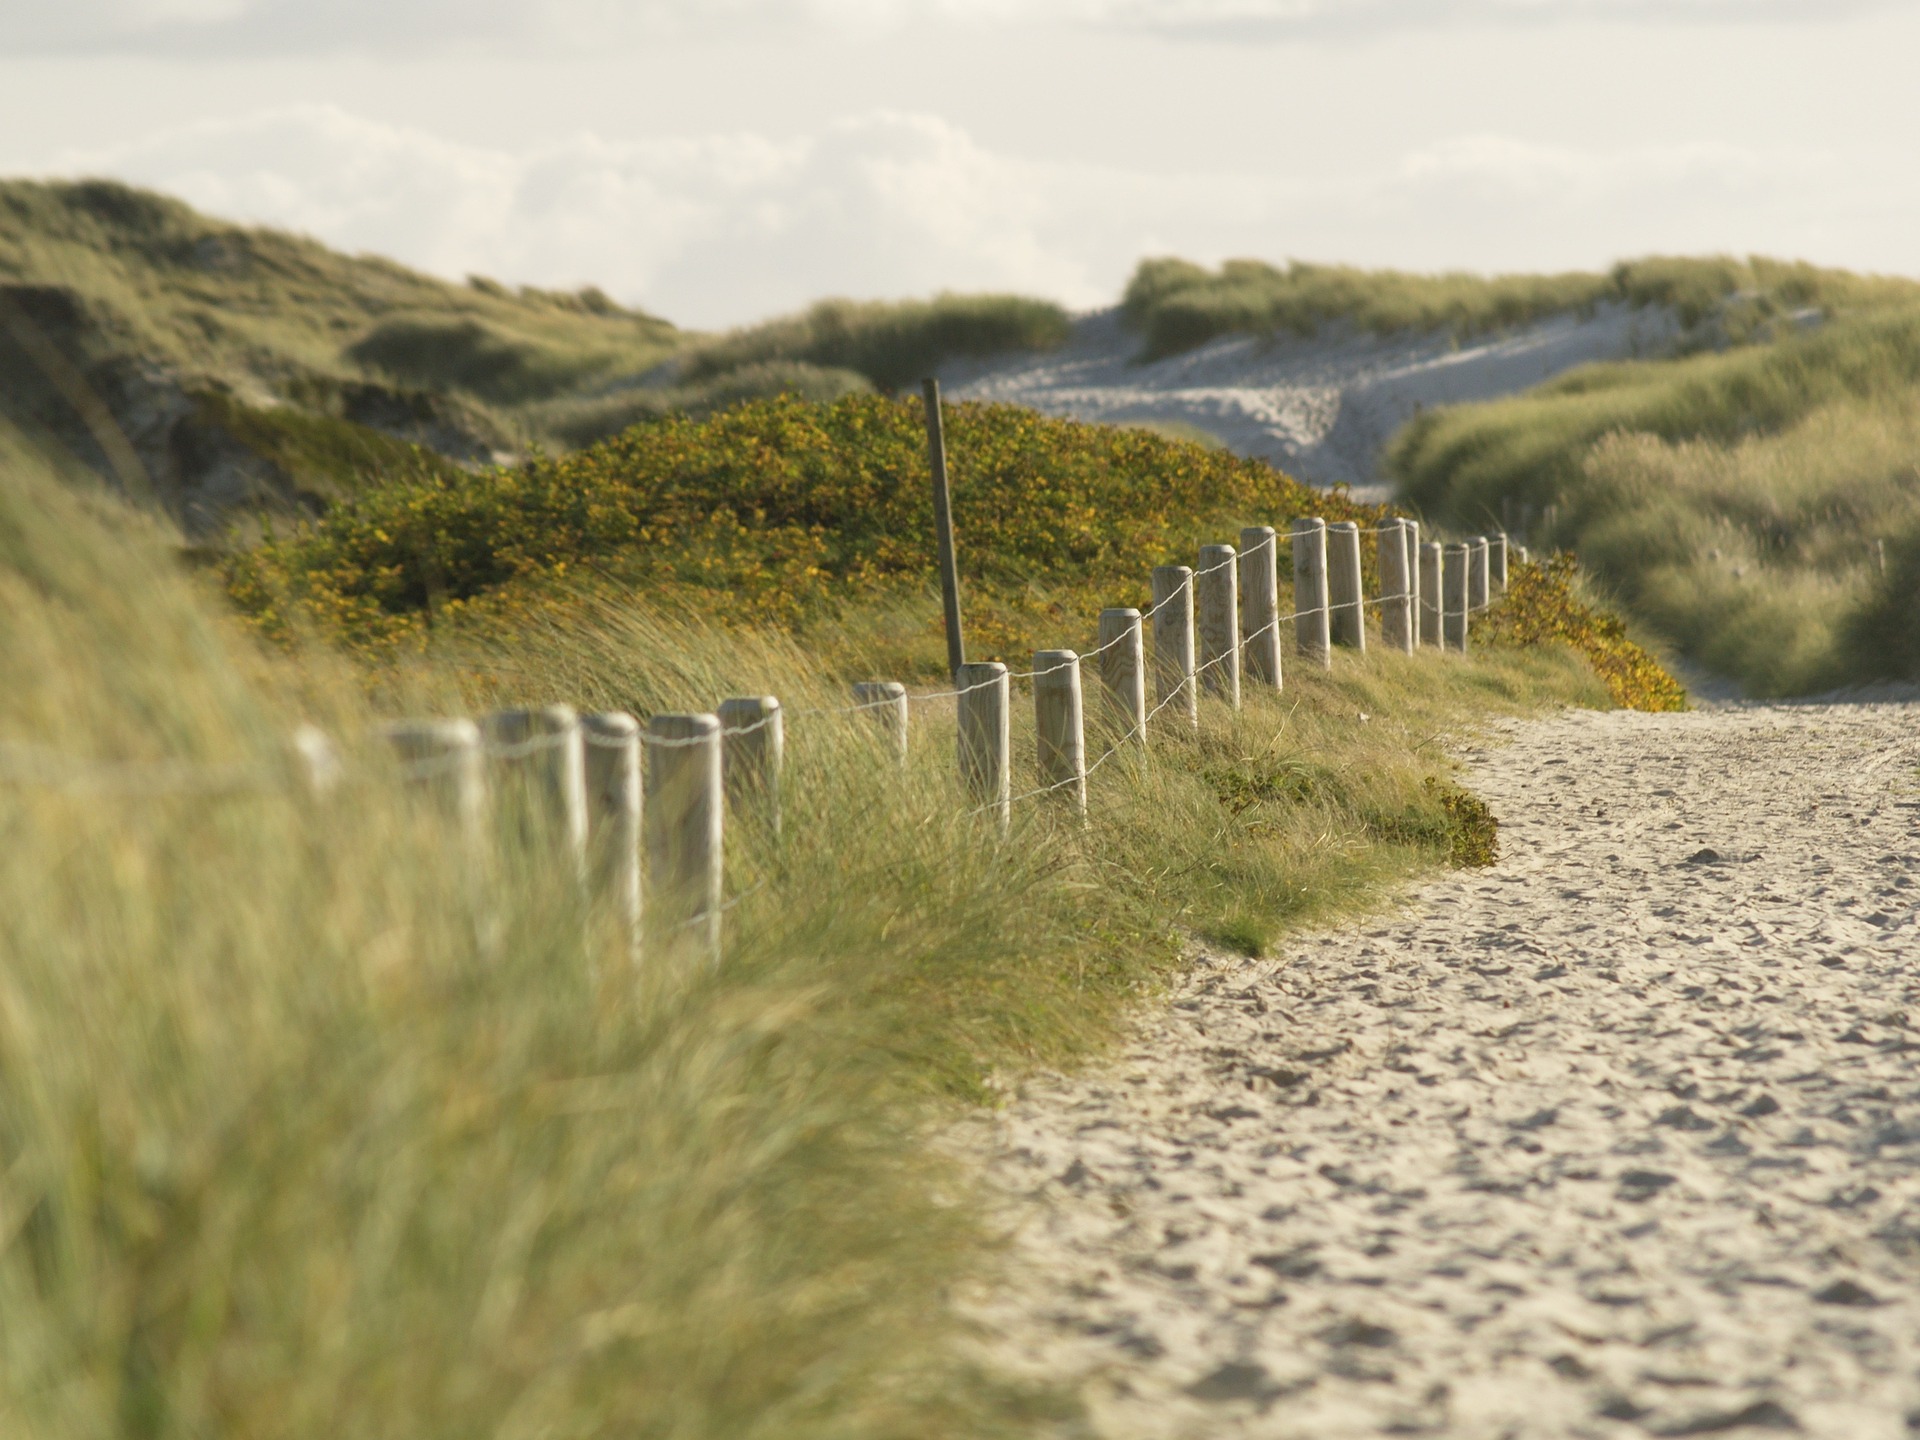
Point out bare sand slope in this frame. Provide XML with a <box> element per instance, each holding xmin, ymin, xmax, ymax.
<box><xmin>939</xmin><ymin>304</ymin><xmax>1679</xmax><ymax>498</ymax></box>
<box><xmin>965</xmin><ymin>703</ymin><xmax>1920</xmax><ymax>1438</ymax></box>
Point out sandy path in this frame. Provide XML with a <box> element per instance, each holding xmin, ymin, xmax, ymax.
<box><xmin>967</xmin><ymin>703</ymin><xmax>1920</xmax><ymax>1438</ymax></box>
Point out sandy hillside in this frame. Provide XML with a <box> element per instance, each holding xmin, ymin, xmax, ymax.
<box><xmin>940</xmin><ymin>304</ymin><xmax>1679</xmax><ymax>499</ymax></box>
<box><xmin>963</xmin><ymin>700</ymin><xmax>1920</xmax><ymax>1438</ymax></box>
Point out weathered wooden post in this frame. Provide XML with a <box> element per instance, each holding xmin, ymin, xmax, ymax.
<box><xmin>290</xmin><ymin>724</ymin><xmax>343</xmax><ymax>798</ymax></box>
<box><xmin>646</xmin><ymin>713</ymin><xmax>724</xmax><ymax>962</ymax></box>
<box><xmin>1196</xmin><ymin>543</ymin><xmax>1241</xmax><ymax>708</ymax></box>
<box><xmin>481</xmin><ymin>705</ymin><xmax>588</xmax><ymax>876</ymax></box>
<box><xmin>1097</xmin><ymin>607</ymin><xmax>1148</xmax><ymax>743</ymax></box>
<box><xmin>1443</xmin><ymin>543</ymin><xmax>1470</xmax><ymax>652</ymax></box>
<box><xmin>384</xmin><ymin>718</ymin><xmax>488</xmax><ymax>828</ymax></box>
<box><xmin>852</xmin><ymin>681</ymin><xmax>909</xmax><ymax>763</ymax></box>
<box><xmin>921</xmin><ymin>378</ymin><xmax>967</xmax><ymax>679</ymax></box>
<box><xmin>1032</xmin><ymin>649</ymin><xmax>1087</xmax><ymax>817</ymax></box>
<box><xmin>581</xmin><ymin>711</ymin><xmax>643</xmax><ymax>953</ymax></box>
<box><xmin>1150</xmin><ymin>564</ymin><xmax>1198</xmax><ymax>729</ymax></box>
<box><xmin>1379</xmin><ymin>519</ymin><xmax>1415</xmax><ymax>655</ymax></box>
<box><xmin>1238</xmin><ymin>525</ymin><xmax>1282</xmax><ymax>692</ymax></box>
<box><xmin>1327</xmin><ymin>521</ymin><xmax>1366</xmax><ymax>652</ymax></box>
<box><xmin>1291</xmin><ymin>518</ymin><xmax>1331</xmax><ymax>667</ymax></box>
<box><xmin>1490</xmin><ymin>533</ymin><xmax>1509</xmax><ymax>593</ymax></box>
<box><xmin>1402</xmin><ymin>519</ymin><xmax>1423</xmax><ymax>646</ymax></box>
<box><xmin>956</xmin><ymin>661</ymin><xmax>1010</xmax><ymax>833</ymax></box>
<box><xmin>717</xmin><ymin>695</ymin><xmax>784</xmax><ymax>834</ymax></box>
<box><xmin>1419</xmin><ymin>541</ymin><xmax>1444</xmax><ymax>649</ymax></box>
<box><xmin>1469</xmin><ymin>537</ymin><xmax>1491</xmax><ymax>614</ymax></box>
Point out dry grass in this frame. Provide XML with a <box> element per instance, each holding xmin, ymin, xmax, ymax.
<box><xmin>1122</xmin><ymin>254</ymin><xmax>1920</xmax><ymax>361</ymax></box>
<box><xmin>0</xmin><ymin>417</ymin><xmax>1613</xmax><ymax>1437</ymax></box>
<box><xmin>1392</xmin><ymin>304</ymin><xmax>1920</xmax><ymax>695</ymax></box>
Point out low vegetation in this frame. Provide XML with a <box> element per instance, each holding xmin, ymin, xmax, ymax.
<box><xmin>1121</xmin><ymin>254</ymin><xmax>1920</xmax><ymax>361</ymax></box>
<box><xmin>1392</xmin><ymin>304</ymin><xmax>1920</xmax><ymax>694</ymax></box>
<box><xmin>0</xmin><ymin>179</ymin><xmax>681</xmax><ymax>419</ymax></box>
<box><xmin>222</xmin><ymin>393</ymin><xmax>1390</xmax><ymax>663</ymax></box>
<box><xmin>0</xmin><ymin>407</ymin><xmax>1641</xmax><ymax>1436</ymax></box>
<box><xmin>678</xmin><ymin>294</ymin><xmax>1072</xmax><ymax>394</ymax></box>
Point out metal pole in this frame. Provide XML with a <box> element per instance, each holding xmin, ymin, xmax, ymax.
<box><xmin>922</xmin><ymin>378</ymin><xmax>966</xmax><ymax>680</ymax></box>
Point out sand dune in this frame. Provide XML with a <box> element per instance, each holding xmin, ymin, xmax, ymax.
<box><xmin>942</xmin><ymin>304</ymin><xmax>1680</xmax><ymax>499</ymax></box>
<box><xmin>963</xmin><ymin>701</ymin><xmax>1920</xmax><ymax>1437</ymax></box>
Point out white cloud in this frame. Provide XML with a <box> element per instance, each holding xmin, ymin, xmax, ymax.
<box><xmin>59</xmin><ymin>105</ymin><xmax>1106</xmax><ymax>325</ymax></box>
<box><xmin>52</xmin><ymin>104</ymin><xmax>1907</xmax><ymax>329</ymax></box>
<box><xmin>0</xmin><ymin>0</ymin><xmax>1894</xmax><ymax>55</ymax></box>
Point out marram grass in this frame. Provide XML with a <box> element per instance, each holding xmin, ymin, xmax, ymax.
<box><xmin>0</xmin><ymin>425</ymin><xmax>1625</xmax><ymax>1437</ymax></box>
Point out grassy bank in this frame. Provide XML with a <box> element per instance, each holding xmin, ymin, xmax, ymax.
<box><xmin>1391</xmin><ymin>304</ymin><xmax>1920</xmax><ymax>694</ymax></box>
<box><xmin>220</xmin><ymin>394</ymin><xmax>1392</xmax><ymax>664</ymax></box>
<box><xmin>1121</xmin><ymin>254</ymin><xmax>1920</xmax><ymax>361</ymax></box>
<box><xmin>0</xmin><ymin>415</ymin><xmax>1635</xmax><ymax>1436</ymax></box>
<box><xmin>680</xmin><ymin>294</ymin><xmax>1071</xmax><ymax>394</ymax></box>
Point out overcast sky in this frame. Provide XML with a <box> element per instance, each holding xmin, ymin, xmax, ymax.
<box><xmin>3</xmin><ymin>0</ymin><xmax>1916</xmax><ymax>329</ymax></box>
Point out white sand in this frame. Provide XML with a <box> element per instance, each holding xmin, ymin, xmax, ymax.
<box><xmin>963</xmin><ymin>702</ymin><xmax>1920</xmax><ymax>1437</ymax></box>
<box><xmin>939</xmin><ymin>304</ymin><xmax>1679</xmax><ymax>500</ymax></box>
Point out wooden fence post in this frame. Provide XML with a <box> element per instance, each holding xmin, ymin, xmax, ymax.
<box><xmin>1150</xmin><ymin>564</ymin><xmax>1198</xmax><ymax>729</ymax></box>
<box><xmin>646</xmin><ymin>713</ymin><xmax>724</xmax><ymax>962</ymax></box>
<box><xmin>1490</xmin><ymin>533</ymin><xmax>1509</xmax><ymax>593</ymax></box>
<box><xmin>480</xmin><ymin>705</ymin><xmax>588</xmax><ymax>876</ymax></box>
<box><xmin>1033</xmin><ymin>649</ymin><xmax>1087</xmax><ymax>817</ymax></box>
<box><xmin>581</xmin><ymin>711</ymin><xmax>643</xmax><ymax>955</ymax></box>
<box><xmin>1238</xmin><ymin>525</ymin><xmax>1282</xmax><ymax>691</ymax></box>
<box><xmin>291</xmin><ymin>724</ymin><xmax>343</xmax><ymax>798</ymax></box>
<box><xmin>1196</xmin><ymin>543</ymin><xmax>1241</xmax><ymax>708</ymax></box>
<box><xmin>717</xmin><ymin>696</ymin><xmax>784</xmax><ymax>834</ymax></box>
<box><xmin>1097</xmin><ymin>607</ymin><xmax>1148</xmax><ymax>744</ymax></box>
<box><xmin>1328</xmin><ymin>521</ymin><xmax>1366</xmax><ymax>652</ymax></box>
<box><xmin>384</xmin><ymin>718</ymin><xmax>488</xmax><ymax>829</ymax></box>
<box><xmin>1379</xmin><ymin>518</ymin><xmax>1415</xmax><ymax>655</ymax></box>
<box><xmin>1469</xmin><ymin>537</ymin><xmax>1491</xmax><ymax>614</ymax></box>
<box><xmin>1443</xmin><ymin>543</ymin><xmax>1470</xmax><ymax>652</ymax></box>
<box><xmin>957</xmin><ymin>661</ymin><xmax>1010</xmax><ymax>833</ymax></box>
<box><xmin>1291</xmin><ymin>518</ymin><xmax>1331</xmax><ymax>667</ymax></box>
<box><xmin>1419</xmin><ymin>541</ymin><xmax>1444</xmax><ymax>649</ymax></box>
<box><xmin>1402</xmin><ymin>518</ymin><xmax>1423</xmax><ymax>647</ymax></box>
<box><xmin>852</xmin><ymin>681</ymin><xmax>909</xmax><ymax>763</ymax></box>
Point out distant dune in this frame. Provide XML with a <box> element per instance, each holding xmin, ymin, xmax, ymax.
<box><xmin>940</xmin><ymin>303</ymin><xmax>1684</xmax><ymax>499</ymax></box>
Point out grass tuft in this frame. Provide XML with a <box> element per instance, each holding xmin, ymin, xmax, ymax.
<box><xmin>681</xmin><ymin>294</ymin><xmax>1072</xmax><ymax>393</ymax></box>
<box><xmin>1122</xmin><ymin>254</ymin><xmax>1920</xmax><ymax>361</ymax></box>
<box><xmin>1393</xmin><ymin>303</ymin><xmax>1920</xmax><ymax>695</ymax></box>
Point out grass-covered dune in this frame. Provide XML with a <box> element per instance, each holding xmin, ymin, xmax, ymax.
<box><xmin>1390</xmin><ymin>302</ymin><xmax>1920</xmax><ymax>695</ymax></box>
<box><xmin>1121</xmin><ymin>253</ymin><xmax>1920</xmax><ymax>361</ymax></box>
<box><xmin>223</xmin><ymin>392</ymin><xmax>1679</xmax><ymax>712</ymax></box>
<box><xmin>0</xmin><ymin>180</ymin><xmax>1072</xmax><ymax>523</ymax></box>
<box><xmin>0</xmin><ymin>395</ymin><xmax>1676</xmax><ymax>1436</ymax></box>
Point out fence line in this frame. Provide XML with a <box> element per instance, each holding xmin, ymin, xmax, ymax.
<box><xmin>4</xmin><ymin>517</ymin><xmax>1518</xmax><ymax>967</ymax></box>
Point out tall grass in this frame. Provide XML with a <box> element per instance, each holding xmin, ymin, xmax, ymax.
<box><xmin>0</xmin><ymin>179</ymin><xmax>682</xmax><ymax>413</ymax></box>
<box><xmin>679</xmin><ymin>295</ymin><xmax>1072</xmax><ymax>394</ymax></box>
<box><xmin>1391</xmin><ymin>305</ymin><xmax>1920</xmax><ymax>694</ymax></box>
<box><xmin>0</xmin><ymin>418</ymin><xmax>1615</xmax><ymax>1436</ymax></box>
<box><xmin>1121</xmin><ymin>254</ymin><xmax>1920</xmax><ymax>361</ymax></box>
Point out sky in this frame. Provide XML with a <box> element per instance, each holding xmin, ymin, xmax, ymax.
<box><xmin>2</xmin><ymin>0</ymin><xmax>1916</xmax><ymax>329</ymax></box>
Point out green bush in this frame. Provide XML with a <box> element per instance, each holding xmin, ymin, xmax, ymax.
<box><xmin>224</xmin><ymin>393</ymin><xmax>1390</xmax><ymax>661</ymax></box>
<box><xmin>532</xmin><ymin>361</ymin><xmax>873</xmax><ymax>448</ymax></box>
<box><xmin>681</xmin><ymin>294</ymin><xmax>1072</xmax><ymax>393</ymax></box>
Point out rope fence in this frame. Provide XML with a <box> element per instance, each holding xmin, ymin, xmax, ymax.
<box><xmin>2</xmin><ymin>518</ymin><xmax>1520</xmax><ymax>965</ymax></box>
